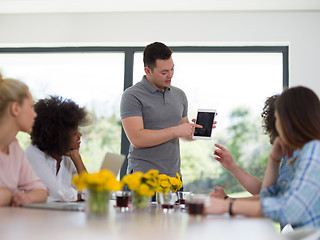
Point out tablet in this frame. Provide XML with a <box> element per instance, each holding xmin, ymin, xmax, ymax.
<box><xmin>192</xmin><ymin>109</ymin><xmax>216</xmax><ymax>140</ymax></box>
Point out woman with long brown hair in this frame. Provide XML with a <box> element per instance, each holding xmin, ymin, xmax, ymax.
<box><xmin>205</xmin><ymin>86</ymin><xmax>320</xmax><ymax>229</ymax></box>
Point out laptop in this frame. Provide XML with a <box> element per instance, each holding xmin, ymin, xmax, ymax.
<box><xmin>22</xmin><ymin>201</ymin><xmax>85</xmax><ymax>212</ymax></box>
<box><xmin>100</xmin><ymin>152</ymin><xmax>126</xmax><ymax>176</ymax></box>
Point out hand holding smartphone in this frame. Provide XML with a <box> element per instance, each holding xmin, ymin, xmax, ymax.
<box><xmin>192</xmin><ymin>109</ymin><xmax>216</xmax><ymax>140</ymax></box>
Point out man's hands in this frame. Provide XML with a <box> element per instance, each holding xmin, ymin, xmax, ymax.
<box><xmin>179</xmin><ymin>117</ymin><xmax>217</xmax><ymax>139</ymax></box>
<box><xmin>176</xmin><ymin>122</ymin><xmax>202</xmax><ymax>138</ymax></box>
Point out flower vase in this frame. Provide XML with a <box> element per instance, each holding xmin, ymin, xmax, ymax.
<box><xmin>132</xmin><ymin>191</ymin><xmax>150</xmax><ymax>210</ymax></box>
<box><xmin>86</xmin><ymin>189</ymin><xmax>110</xmax><ymax>215</ymax></box>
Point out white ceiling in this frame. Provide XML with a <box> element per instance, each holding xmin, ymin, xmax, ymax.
<box><xmin>0</xmin><ymin>0</ymin><xmax>320</xmax><ymax>14</ymax></box>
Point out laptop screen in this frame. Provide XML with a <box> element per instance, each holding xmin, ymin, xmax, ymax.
<box><xmin>100</xmin><ymin>152</ymin><xmax>125</xmax><ymax>176</ymax></box>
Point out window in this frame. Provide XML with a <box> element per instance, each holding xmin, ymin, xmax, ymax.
<box><xmin>0</xmin><ymin>46</ymin><xmax>288</xmax><ymax>193</ymax></box>
<box><xmin>133</xmin><ymin>47</ymin><xmax>287</xmax><ymax>193</ymax></box>
<box><xmin>0</xmin><ymin>51</ymin><xmax>124</xmax><ymax>173</ymax></box>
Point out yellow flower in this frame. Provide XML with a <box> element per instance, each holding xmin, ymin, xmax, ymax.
<box><xmin>121</xmin><ymin>169</ymin><xmax>159</xmax><ymax>197</ymax></box>
<box><xmin>169</xmin><ymin>173</ymin><xmax>183</xmax><ymax>192</ymax></box>
<box><xmin>72</xmin><ymin>169</ymin><xmax>121</xmax><ymax>192</ymax></box>
<box><xmin>158</xmin><ymin>174</ymin><xmax>168</xmax><ymax>181</ymax></box>
<box><xmin>144</xmin><ymin>169</ymin><xmax>159</xmax><ymax>179</ymax></box>
<box><xmin>176</xmin><ymin>173</ymin><xmax>181</xmax><ymax>180</ymax></box>
<box><xmin>121</xmin><ymin>172</ymin><xmax>142</xmax><ymax>191</ymax></box>
<box><xmin>120</xmin><ymin>170</ymin><xmax>183</xmax><ymax>196</ymax></box>
<box><xmin>137</xmin><ymin>183</ymin><xmax>150</xmax><ymax>195</ymax></box>
<box><xmin>156</xmin><ymin>174</ymin><xmax>171</xmax><ymax>193</ymax></box>
<box><xmin>104</xmin><ymin>177</ymin><xmax>122</xmax><ymax>191</ymax></box>
<box><xmin>72</xmin><ymin>171</ymin><xmax>89</xmax><ymax>191</ymax></box>
<box><xmin>72</xmin><ymin>174</ymin><xmax>80</xmax><ymax>187</ymax></box>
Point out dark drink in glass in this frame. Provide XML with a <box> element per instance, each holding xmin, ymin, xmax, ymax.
<box><xmin>161</xmin><ymin>204</ymin><xmax>174</xmax><ymax>209</ymax></box>
<box><xmin>177</xmin><ymin>192</ymin><xmax>191</xmax><ymax>208</ymax></box>
<box><xmin>187</xmin><ymin>202</ymin><xmax>204</xmax><ymax>215</ymax></box>
<box><xmin>116</xmin><ymin>195</ymin><xmax>130</xmax><ymax>207</ymax></box>
<box><xmin>116</xmin><ymin>191</ymin><xmax>131</xmax><ymax>209</ymax></box>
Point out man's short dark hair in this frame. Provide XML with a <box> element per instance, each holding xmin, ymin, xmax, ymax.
<box><xmin>143</xmin><ymin>42</ymin><xmax>172</xmax><ymax>70</ymax></box>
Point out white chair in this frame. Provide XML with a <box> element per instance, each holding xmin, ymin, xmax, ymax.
<box><xmin>282</xmin><ymin>226</ymin><xmax>320</xmax><ymax>240</ymax></box>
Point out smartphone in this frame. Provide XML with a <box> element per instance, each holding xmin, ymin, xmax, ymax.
<box><xmin>192</xmin><ymin>109</ymin><xmax>216</xmax><ymax>140</ymax></box>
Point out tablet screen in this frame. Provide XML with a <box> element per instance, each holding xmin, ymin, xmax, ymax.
<box><xmin>194</xmin><ymin>111</ymin><xmax>215</xmax><ymax>137</ymax></box>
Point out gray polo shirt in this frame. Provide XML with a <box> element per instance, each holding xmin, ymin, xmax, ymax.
<box><xmin>120</xmin><ymin>76</ymin><xmax>188</xmax><ymax>177</ymax></box>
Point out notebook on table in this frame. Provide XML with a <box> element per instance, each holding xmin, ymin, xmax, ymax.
<box><xmin>22</xmin><ymin>201</ymin><xmax>85</xmax><ymax>212</ymax></box>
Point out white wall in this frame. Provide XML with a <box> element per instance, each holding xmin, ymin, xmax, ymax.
<box><xmin>0</xmin><ymin>11</ymin><xmax>320</xmax><ymax>95</ymax></box>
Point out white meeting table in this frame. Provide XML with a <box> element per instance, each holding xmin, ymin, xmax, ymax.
<box><xmin>0</xmin><ymin>202</ymin><xmax>284</xmax><ymax>240</ymax></box>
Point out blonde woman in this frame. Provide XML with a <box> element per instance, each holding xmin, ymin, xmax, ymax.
<box><xmin>0</xmin><ymin>73</ymin><xmax>48</xmax><ymax>206</ymax></box>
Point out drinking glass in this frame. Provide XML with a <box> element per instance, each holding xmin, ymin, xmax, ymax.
<box><xmin>177</xmin><ymin>191</ymin><xmax>191</xmax><ymax>208</ymax></box>
<box><xmin>116</xmin><ymin>191</ymin><xmax>131</xmax><ymax>211</ymax></box>
<box><xmin>186</xmin><ymin>194</ymin><xmax>207</xmax><ymax>216</ymax></box>
<box><xmin>158</xmin><ymin>191</ymin><xmax>177</xmax><ymax>213</ymax></box>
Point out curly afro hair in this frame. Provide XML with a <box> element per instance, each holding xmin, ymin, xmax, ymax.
<box><xmin>261</xmin><ymin>94</ymin><xmax>279</xmax><ymax>144</ymax></box>
<box><xmin>30</xmin><ymin>96</ymin><xmax>90</xmax><ymax>156</ymax></box>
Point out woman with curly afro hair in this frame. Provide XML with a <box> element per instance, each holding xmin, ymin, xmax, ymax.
<box><xmin>25</xmin><ymin>96</ymin><xmax>90</xmax><ymax>202</ymax></box>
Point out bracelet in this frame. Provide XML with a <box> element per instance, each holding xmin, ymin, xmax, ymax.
<box><xmin>224</xmin><ymin>195</ymin><xmax>229</xmax><ymax>200</ymax></box>
<box><xmin>229</xmin><ymin>198</ymin><xmax>235</xmax><ymax>216</ymax></box>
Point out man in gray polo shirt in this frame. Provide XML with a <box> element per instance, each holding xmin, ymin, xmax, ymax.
<box><xmin>120</xmin><ymin>42</ymin><xmax>201</xmax><ymax>178</ymax></box>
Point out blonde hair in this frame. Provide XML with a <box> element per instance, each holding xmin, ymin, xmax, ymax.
<box><xmin>0</xmin><ymin>72</ymin><xmax>29</xmax><ymax>117</ymax></box>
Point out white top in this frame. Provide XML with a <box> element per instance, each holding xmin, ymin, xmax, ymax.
<box><xmin>25</xmin><ymin>144</ymin><xmax>78</xmax><ymax>202</ymax></box>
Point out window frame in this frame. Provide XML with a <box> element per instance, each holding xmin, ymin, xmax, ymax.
<box><xmin>0</xmin><ymin>46</ymin><xmax>289</xmax><ymax>178</ymax></box>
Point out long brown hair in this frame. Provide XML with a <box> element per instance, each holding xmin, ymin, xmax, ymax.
<box><xmin>275</xmin><ymin>86</ymin><xmax>320</xmax><ymax>149</ymax></box>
